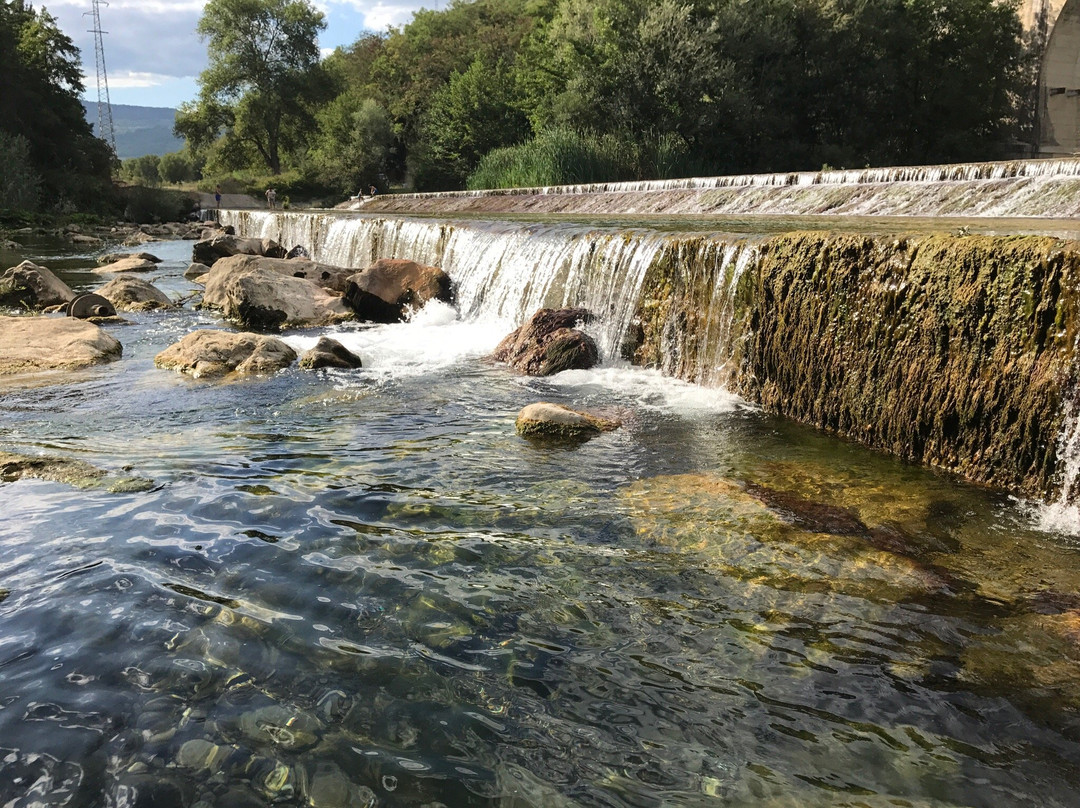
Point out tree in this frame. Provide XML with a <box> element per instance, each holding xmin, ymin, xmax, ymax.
<box><xmin>310</xmin><ymin>94</ymin><xmax>395</xmax><ymax>194</ymax></box>
<box><xmin>158</xmin><ymin>151</ymin><xmax>196</xmax><ymax>184</ymax></box>
<box><xmin>0</xmin><ymin>0</ymin><xmax>113</xmax><ymax>209</ymax></box>
<box><xmin>179</xmin><ymin>0</ymin><xmax>330</xmax><ymax>174</ymax></box>
<box><xmin>413</xmin><ymin>57</ymin><xmax>530</xmax><ymax>189</ymax></box>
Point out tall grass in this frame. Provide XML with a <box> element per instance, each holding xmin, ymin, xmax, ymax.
<box><xmin>466</xmin><ymin>128</ymin><xmax>713</xmax><ymax>190</ymax></box>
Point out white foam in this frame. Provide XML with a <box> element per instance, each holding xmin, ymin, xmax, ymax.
<box><xmin>1025</xmin><ymin>499</ymin><xmax>1080</xmax><ymax>537</ymax></box>
<box><xmin>537</xmin><ymin>366</ymin><xmax>750</xmax><ymax>417</ymax></box>
<box><xmin>284</xmin><ymin>300</ymin><xmax>512</xmax><ymax>379</ymax></box>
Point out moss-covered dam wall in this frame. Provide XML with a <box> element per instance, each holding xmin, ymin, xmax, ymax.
<box><xmin>633</xmin><ymin>232</ymin><xmax>1080</xmax><ymax>498</ymax></box>
<box><xmin>224</xmin><ymin>209</ymin><xmax>1080</xmax><ymax>500</ymax></box>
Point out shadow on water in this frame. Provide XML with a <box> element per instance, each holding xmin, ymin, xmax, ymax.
<box><xmin>1</xmin><ymin>234</ymin><xmax>1080</xmax><ymax>806</ymax></box>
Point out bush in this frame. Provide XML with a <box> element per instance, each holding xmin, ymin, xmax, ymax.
<box><xmin>121</xmin><ymin>186</ymin><xmax>198</xmax><ymax>223</ymax></box>
<box><xmin>466</xmin><ymin>128</ymin><xmax>708</xmax><ymax>190</ymax></box>
<box><xmin>0</xmin><ymin>132</ymin><xmax>42</xmax><ymax>211</ymax></box>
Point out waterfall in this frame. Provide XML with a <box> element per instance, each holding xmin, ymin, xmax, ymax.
<box><xmin>353</xmin><ymin>157</ymin><xmax>1080</xmax><ymax>218</ymax></box>
<box><xmin>223</xmin><ymin>210</ymin><xmax>758</xmax><ymax>369</ymax></box>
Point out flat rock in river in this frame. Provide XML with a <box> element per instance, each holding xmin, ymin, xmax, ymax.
<box><xmin>0</xmin><ymin>315</ymin><xmax>122</xmax><ymax>374</ymax></box>
<box><xmin>516</xmin><ymin>402</ymin><xmax>619</xmax><ymax>440</ymax></box>
<box><xmin>155</xmin><ymin>329</ymin><xmax>297</xmax><ymax>378</ymax></box>
<box><xmin>92</xmin><ymin>256</ymin><xmax>158</xmax><ymax>274</ymax></box>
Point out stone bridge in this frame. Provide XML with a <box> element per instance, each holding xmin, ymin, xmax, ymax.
<box><xmin>1024</xmin><ymin>0</ymin><xmax>1080</xmax><ymax>155</ymax></box>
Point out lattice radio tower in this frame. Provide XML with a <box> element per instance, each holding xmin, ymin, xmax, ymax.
<box><xmin>85</xmin><ymin>0</ymin><xmax>117</xmax><ymax>155</ymax></box>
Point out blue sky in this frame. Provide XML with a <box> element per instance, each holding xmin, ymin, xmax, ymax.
<box><xmin>46</xmin><ymin>0</ymin><xmax>451</xmax><ymax>109</ymax></box>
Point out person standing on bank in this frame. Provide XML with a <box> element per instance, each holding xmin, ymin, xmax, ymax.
<box><xmin>266</xmin><ymin>188</ymin><xmax>277</xmax><ymax>210</ymax></box>
<box><xmin>214</xmin><ymin>186</ymin><xmax>222</xmax><ymax>209</ymax></box>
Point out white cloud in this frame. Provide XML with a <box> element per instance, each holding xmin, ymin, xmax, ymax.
<box><xmin>87</xmin><ymin>71</ymin><xmax>178</xmax><ymax>90</ymax></box>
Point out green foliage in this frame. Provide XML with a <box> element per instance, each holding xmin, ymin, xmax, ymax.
<box><xmin>158</xmin><ymin>151</ymin><xmax>199</xmax><ymax>185</ymax></box>
<box><xmin>0</xmin><ymin>0</ymin><xmax>113</xmax><ymax>211</ymax></box>
<box><xmin>411</xmin><ymin>57</ymin><xmax>530</xmax><ymax>190</ymax></box>
<box><xmin>0</xmin><ymin>131</ymin><xmax>41</xmax><ymax>210</ymax></box>
<box><xmin>121</xmin><ymin>154</ymin><xmax>162</xmax><ymax>186</ymax></box>
<box><xmin>178</xmin><ymin>0</ymin><xmax>331</xmax><ymax>174</ymax></box>
<box><xmin>309</xmin><ymin>94</ymin><xmax>395</xmax><ymax>194</ymax></box>
<box><xmin>120</xmin><ymin>186</ymin><xmax>198</xmax><ymax>224</ymax></box>
<box><xmin>176</xmin><ymin>0</ymin><xmax>1028</xmax><ymax>192</ymax></box>
<box><xmin>467</xmin><ymin>127</ymin><xmax>713</xmax><ymax>189</ymax></box>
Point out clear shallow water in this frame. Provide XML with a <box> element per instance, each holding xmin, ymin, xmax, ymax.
<box><xmin>2</xmin><ymin>240</ymin><xmax>1080</xmax><ymax>806</ymax></box>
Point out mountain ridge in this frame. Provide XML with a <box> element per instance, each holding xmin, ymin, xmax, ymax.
<box><xmin>82</xmin><ymin>101</ymin><xmax>184</xmax><ymax>159</ymax></box>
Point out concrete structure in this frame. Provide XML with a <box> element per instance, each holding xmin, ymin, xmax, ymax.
<box><xmin>1025</xmin><ymin>0</ymin><xmax>1080</xmax><ymax>155</ymax></box>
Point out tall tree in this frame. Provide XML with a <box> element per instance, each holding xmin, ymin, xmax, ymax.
<box><xmin>0</xmin><ymin>0</ymin><xmax>112</xmax><ymax>209</ymax></box>
<box><xmin>177</xmin><ymin>0</ymin><xmax>329</xmax><ymax>174</ymax></box>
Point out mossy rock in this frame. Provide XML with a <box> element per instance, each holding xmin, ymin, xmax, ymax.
<box><xmin>515</xmin><ymin>402</ymin><xmax>620</xmax><ymax>441</ymax></box>
<box><xmin>0</xmin><ymin>450</ymin><xmax>154</xmax><ymax>492</ymax></box>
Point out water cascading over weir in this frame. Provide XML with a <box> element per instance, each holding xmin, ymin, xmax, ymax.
<box><xmin>222</xmin><ymin>159</ymin><xmax>1080</xmax><ymax>507</ymax></box>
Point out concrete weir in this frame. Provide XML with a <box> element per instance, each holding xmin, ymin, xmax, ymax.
<box><xmin>223</xmin><ymin>162</ymin><xmax>1080</xmax><ymax>502</ymax></box>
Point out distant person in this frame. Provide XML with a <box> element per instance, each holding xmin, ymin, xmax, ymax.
<box><xmin>369</xmin><ymin>184</ymin><xmax>377</xmax><ymax>196</ymax></box>
<box><xmin>214</xmin><ymin>186</ymin><xmax>222</xmax><ymax>209</ymax></box>
<box><xmin>266</xmin><ymin>188</ymin><xmax>277</xmax><ymax>210</ymax></box>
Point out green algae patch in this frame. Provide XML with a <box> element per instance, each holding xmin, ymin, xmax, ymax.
<box><xmin>0</xmin><ymin>450</ymin><xmax>154</xmax><ymax>492</ymax></box>
<box><xmin>738</xmin><ymin>232</ymin><xmax>1080</xmax><ymax>497</ymax></box>
<box><xmin>634</xmin><ymin>231</ymin><xmax>1080</xmax><ymax>497</ymax></box>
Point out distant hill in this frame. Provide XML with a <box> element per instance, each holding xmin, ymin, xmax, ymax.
<box><xmin>82</xmin><ymin>101</ymin><xmax>184</xmax><ymax>159</ymax></box>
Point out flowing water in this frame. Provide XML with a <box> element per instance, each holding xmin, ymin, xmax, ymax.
<box><xmin>3</xmin><ymin>223</ymin><xmax>1080</xmax><ymax>806</ymax></box>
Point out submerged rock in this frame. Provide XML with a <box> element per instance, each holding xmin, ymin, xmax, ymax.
<box><xmin>0</xmin><ymin>315</ymin><xmax>121</xmax><ymax>374</ymax></box>
<box><xmin>298</xmin><ymin>337</ymin><xmax>363</xmax><ymax>370</ymax></box>
<box><xmin>0</xmin><ymin>450</ymin><xmax>154</xmax><ymax>492</ymax></box>
<box><xmin>201</xmin><ymin>255</ymin><xmax>353</xmax><ymax>331</ymax></box>
<box><xmin>493</xmin><ymin>308</ymin><xmax>599</xmax><ymax>376</ymax></box>
<box><xmin>192</xmin><ymin>234</ymin><xmax>286</xmax><ymax>267</ymax></box>
<box><xmin>344</xmin><ymin>258</ymin><xmax>452</xmax><ymax>323</ymax></box>
<box><xmin>0</xmin><ymin>260</ymin><xmax>76</xmax><ymax>309</ymax></box>
<box><xmin>744</xmin><ymin>482</ymin><xmax>869</xmax><ymax>535</ymax></box>
<box><xmin>97</xmin><ymin>276</ymin><xmax>174</xmax><ymax>311</ymax></box>
<box><xmin>515</xmin><ymin>402</ymin><xmax>619</xmax><ymax>441</ymax></box>
<box><xmin>155</xmin><ymin>329</ymin><xmax>297</xmax><ymax>378</ymax></box>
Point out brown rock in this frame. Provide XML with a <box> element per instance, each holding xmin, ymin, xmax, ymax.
<box><xmin>0</xmin><ymin>315</ymin><xmax>122</xmax><ymax>374</ymax></box>
<box><xmin>0</xmin><ymin>261</ymin><xmax>76</xmax><ymax>309</ymax></box>
<box><xmin>97</xmin><ymin>251</ymin><xmax>161</xmax><ymax>266</ymax></box>
<box><xmin>493</xmin><ymin>308</ymin><xmax>599</xmax><ymax>376</ymax></box>
<box><xmin>344</xmin><ymin>259</ymin><xmax>452</xmax><ymax>323</ymax></box>
<box><xmin>201</xmin><ymin>255</ymin><xmax>353</xmax><ymax>331</ymax></box>
<box><xmin>298</xmin><ymin>337</ymin><xmax>363</xmax><ymax>370</ymax></box>
<box><xmin>97</xmin><ymin>277</ymin><xmax>174</xmax><ymax>311</ymax></box>
<box><xmin>92</xmin><ymin>256</ymin><xmax>158</xmax><ymax>274</ymax></box>
<box><xmin>155</xmin><ymin>329</ymin><xmax>297</xmax><ymax>378</ymax></box>
<box><xmin>515</xmin><ymin>402</ymin><xmax>620</xmax><ymax>440</ymax></box>
<box><xmin>192</xmin><ymin>234</ymin><xmax>286</xmax><ymax>266</ymax></box>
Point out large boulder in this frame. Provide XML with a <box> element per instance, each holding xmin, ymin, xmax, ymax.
<box><xmin>201</xmin><ymin>255</ymin><xmax>353</xmax><ymax>331</ymax></box>
<box><xmin>344</xmin><ymin>259</ymin><xmax>452</xmax><ymax>323</ymax></box>
<box><xmin>155</xmin><ymin>330</ymin><xmax>297</xmax><ymax>378</ymax></box>
<box><xmin>92</xmin><ymin>256</ymin><xmax>157</xmax><ymax>274</ymax></box>
<box><xmin>97</xmin><ymin>276</ymin><xmax>174</xmax><ymax>311</ymax></box>
<box><xmin>492</xmin><ymin>308</ymin><xmax>599</xmax><ymax>376</ymax></box>
<box><xmin>218</xmin><ymin>255</ymin><xmax>355</xmax><ymax>294</ymax></box>
<box><xmin>192</xmin><ymin>234</ymin><xmax>286</xmax><ymax>266</ymax></box>
<box><xmin>0</xmin><ymin>315</ymin><xmax>122</xmax><ymax>374</ymax></box>
<box><xmin>298</xmin><ymin>337</ymin><xmax>363</xmax><ymax>370</ymax></box>
<box><xmin>0</xmin><ymin>261</ymin><xmax>76</xmax><ymax>309</ymax></box>
<box><xmin>515</xmin><ymin>402</ymin><xmax>620</xmax><ymax>441</ymax></box>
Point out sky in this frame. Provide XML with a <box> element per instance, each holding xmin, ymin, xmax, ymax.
<box><xmin>46</xmin><ymin>0</ymin><xmax>451</xmax><ymax>109</ymax></box>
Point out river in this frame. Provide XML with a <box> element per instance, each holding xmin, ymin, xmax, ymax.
<box><xmin>1</xmin><ymin>222</ymin><xmax>1080</xmax><ymax>806</ymax></box>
